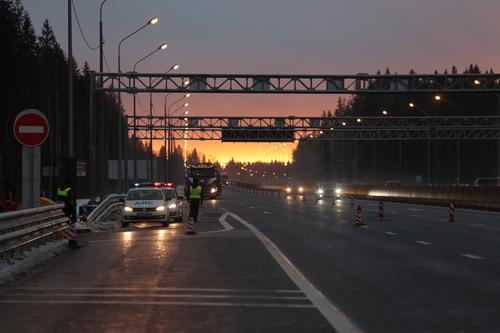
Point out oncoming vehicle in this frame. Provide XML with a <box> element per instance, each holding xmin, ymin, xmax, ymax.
<box><xmin>186</xmin><ymin>164</ymin><xmax>222</xmax><ymax>199</ymax></box>
<box><xmin>284</xmin><ymin>182</ymin><xmax>305</xmax><ymax>200</ymax></box>
<box><xmin>315</xmin><ymin>182</ymin><xmax>342</xmax><ymax>201</ymax></box>
<box><xmin>472</xmin><ymin>178</ymin><xmax>500</xmax><ymax>186</ymax></box>
<box><xmin>122</xmin><ymin>187</ymin><xmax>181</xmax><ymax>228</ymax></box>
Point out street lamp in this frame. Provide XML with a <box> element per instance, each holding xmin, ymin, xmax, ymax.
<box><xmin>433</xmin><ymin>95</ymin><xmax>461</xmax><ymax>184</ymax></box>
<box><xmin>408</xmin><ymin>102</ymin><xmax>429</xmax><ymax>116</ymax></box>
<box><xmin>116</xmin><ymin>16</ymin><xmax>159</xmax><ymax>191</ymax></box>
<box><xmin>131</xmin><ymin>42</ymin><xmax>168</xmax><ymax>181</ymax></box>
<box><xmin>165</xmin><ymin>94</ymin><xmax>191</xmax><ymax>180</ymax></box>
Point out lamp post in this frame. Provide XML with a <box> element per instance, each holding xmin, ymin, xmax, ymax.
<box><xmin>166</xmin><ymin>94</ymin><xmax>190</xmax><ymax>180</ymax></box>
<box><xmin>433</xmin><ymin>95</ymin><xmax>461</xmax><ymax>184</ymax></box>
<box><xmin>131</xmin><ymin>42</ymin><xmax>168</xmax><ymax>181</ymax></box>
<box><xmin>409</xmin><ymin>102</ymin><xmax>431</xmax><ymax>183</ymax></box>
<box><xmin>117</xmin><ymin>16</ymin><xmax>158</xmax><ymax>190</ymax></box>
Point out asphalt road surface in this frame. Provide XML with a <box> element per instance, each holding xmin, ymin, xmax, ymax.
<box><xmin>1</xmin><ymin>188</ymin><xmax>500</xmax><ymax>332</ymax></box>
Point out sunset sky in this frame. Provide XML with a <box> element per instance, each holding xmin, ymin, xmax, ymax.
<box><xmin>21</xmin><ymin>0</ymin><xmax>500</xmax><ymax>165</ymax></box>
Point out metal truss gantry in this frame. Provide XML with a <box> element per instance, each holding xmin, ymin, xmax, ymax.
<box><xmin>93</xmin><ymin>72</ymin><xmax>500</xmax><ymax>94</ymax></box>
<box><xmin>127</xmin><ymin>116</ymin><xmax>500</xmax><ymax>141</ymax></box>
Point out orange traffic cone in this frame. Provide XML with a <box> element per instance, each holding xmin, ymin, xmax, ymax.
<box><xmin>353</xmin><ymin>205</ymin><xmax>366</xmax><ymax>226</ymax></box>
<box><xmin>185</xmin><ymin>217</ymin><xmax>197</xmax><ymax>235</ymax></box>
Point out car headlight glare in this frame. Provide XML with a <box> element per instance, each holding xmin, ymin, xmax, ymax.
<box><xmin>210</xmin><ymin>187</ymin><xmax>217</xmax><ymax>193</ymax></box>
<box><xmin>168</xmin><ymin>203</ymin><xmax>177</xmax><ymax>209</ymax></box>
<box><xmin>335</xmin><ymin>188</ymin><xmax>341</xmax><ymax>194</ymax></box>
<box><xmin>156</xmin><ymin>205</ymin><xmax>166</xmax><ymax>212</ymax></box>
<box><xmin>286</xmin><ymin>187</ymin><xmax>291</xmax><ymax>193</ymax></box>
<box><xmin>298</xmin><ymin>187</ymin><xmax>304</xmax><ymax>192</ymax></box>
<box><xmin>124</xmin><ymin>206</ymin><xmax>133</xmax><ymax>212</ymax></box>
<box><xmin>318</xmin><ymin>189</ymin><xmax>324</xmax><ymax>194</ymax></box>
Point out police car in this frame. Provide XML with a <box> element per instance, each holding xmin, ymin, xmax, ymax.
<box><xmin>122</xmin><ymin>183</ymin><xmax>183</xmax><ymax>228</ymax></box>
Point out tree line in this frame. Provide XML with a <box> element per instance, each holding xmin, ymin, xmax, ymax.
<box><xmin>0</xmin><ymin>0</ymin><xmax>184</xmax><ymax>199</ymax></box>
<box><xmin>290</xmin><ymin>65</ymin><xmax>499</xmax><ymax>185</ymax></box>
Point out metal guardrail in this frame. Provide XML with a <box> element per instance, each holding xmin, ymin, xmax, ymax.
<box><xmin>232</xmin><ymin>182</ymin><xmax>500</xmax><ymax>210</ymax></box>
<box><xmin>0</xmin><ymin>204</ymin><xmax>70</xmax><ymax>261</ymax></box>
<box><xmin>86</xmin><ymin>194</ymin><xmax>125</xmax><ymax>226</ymax></box>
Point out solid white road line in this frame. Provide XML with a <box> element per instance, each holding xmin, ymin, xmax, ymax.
<box><xmin>16</xmin><ymin>287</ymin><xmax>303</xmax><ymax>293</ymax></box>
<box><xmin>0</xmin><ymin>299</ymin><xmax>315</xmax><ymax>308</ymax></box>
<box><xmin>8</xmin><ymin>293</ymin><xmax>309</xmax><ymax>301</ymax></box>
<box><xmin>385</xmin><ymin>232</ymin><xmax>396</xmax><ymax>235</ymax></box>
<box><xmin>222</xmin><ymin>209</ymin><xmax>361</xmax><ymax>333</ymax></box>
<box><xmin>200</xmin><ymin>213</ymin><xmax>235</xmax><ymax>234</ymax></box>
<box><xmin>461</xmin><ymin>253</ymin><xmax>483</xmax><ymax>260</ymax></box>
<box><xmin>416</xmin><ymin>241</ymin><xmax>431</xmax><ymax>245</ymax></box>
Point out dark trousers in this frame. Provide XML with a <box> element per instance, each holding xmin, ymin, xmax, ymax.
<box><xmin>189</xmin><ymin>199</ymin><xmax>201</xmax><ymax>222</ymax></box>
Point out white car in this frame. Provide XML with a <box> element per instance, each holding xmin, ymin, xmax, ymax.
<box><xmin>122</xmin><ymin>187</ymin><xmax>180</xmax><ymax>228</ymax></box>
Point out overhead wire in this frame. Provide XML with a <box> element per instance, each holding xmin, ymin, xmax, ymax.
<box><xmin>71</xmin><ymin>0</ymin><xmax>99</xmax><ymax>51</ymax></box>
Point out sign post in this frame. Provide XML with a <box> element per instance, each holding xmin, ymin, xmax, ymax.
<box><xmin>13</xmin><ymin>109</ymin><xmax>49</xmax><ymax>208</ymax></box>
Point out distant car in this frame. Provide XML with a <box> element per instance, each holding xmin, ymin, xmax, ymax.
<box><xmin>284</xmin><ymin>182</ymin><xmax>306</xmax><ymax>200</ymax></box>
<box><xmin>315</xmin><ymin>182</ymin><xmax>342</xmax><ymax>201</ymax></box>
<box><xmin>122</xmin><ymin>186</ymin><xmax>182</xmax><ymax>228</ymax></box>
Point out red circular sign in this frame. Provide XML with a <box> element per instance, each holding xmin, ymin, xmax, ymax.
<box><xmin>13</xmin><ymin>109</ymin><xmax>49</xmax><ymax>147</ymax></box>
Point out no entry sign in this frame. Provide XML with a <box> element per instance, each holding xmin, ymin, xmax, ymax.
<box><xmin>13</xmin><ymin>109</ymin><xmax>49</xmax><ymax>147</ymax></box>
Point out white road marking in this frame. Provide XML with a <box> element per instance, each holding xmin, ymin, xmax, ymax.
<box><xmin>222</xmin><ymin>209</ymin><xmax>360</xmax><ymax>333</ymax></box>
<box><xmin>339</xmin><ymin>219</ymin><xmax>348</xmax><ymax>223</ymax></box>
<box><xmin>410</xmin><ymin>214</ymin><xmax>421</xmax><ymax>218</ymax></box>
<box><xmin>361</xmin><ymin>225</ymin><xmax>369</xmax><ymax>228</ymax></box>
<box><xmin>8</xmin><ymin>293</ymin><xmax>308</xmax><ymax>301</ymax></box>
<box><xmin>322</xmin><ymin>217</ymin><xmax>329</xmax><ymax>219</ymax></box>
<box><xmin>19</xmin><ymin>125</ymin><xmax>43</xmax><ymax>133</ymax></box>
<box><xmin>385</xmin><ymin>232</ymin><xmax>396</xmax><ymax>235</ymax></box>
<box><xmin>263</xmin><ymin>211</ymin><xmax>271</xmax><ymax>215</ymax></box>
<box><xmin>16</xmin><ymin>287</ymin><xmax>303</xmax><ymax>293</ymax></box>
<box><xmin>248</xmin><ymin>206</ymin><xmax>255</xmax><ymax>209</ymax></box>
<box><xmin>438</xmin><ymin>218</ymin><xmax>447</xmax><ymax>222</ymax></box>
<box><xmin>416</xmin><ymin>241</ymin><xmax>431</xmax><ymax>245</ymax></box>
<box><xmin>200</xmin><ymin>213</ymin><xmax>234</xmax><ymax>234</ymax></box>
<box><xmin>461</xmin><ymin>253</ymin><xmax>483</xmax><ymax>260</ymax></box>
<box><xmin>0</xmin><ymin>299</ymin><xmax>315</xmax><ymax>308</ymax></box>
<box><xmin>408</xmin><ymin>208</ymin><xmax>422</xmax><ymax>212</ymax></box>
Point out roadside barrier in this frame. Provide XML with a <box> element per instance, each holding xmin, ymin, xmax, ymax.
<box><xmin>378</xmin><ymin>200</ymin><xmax>384</xmax><ymax>220</ymax></box>
<box><xmin>353</xmin><ymin>205</ymin><xmax>366</xmax><ymax>226</ymax></box>
<box><xmin>449</xmin><ymin>203</ymin><xmax>456</xmax><ymax>223</ymax></box>
<box><xmin>64</xmin><ymin>224</ymin><xmax>77</xmax><ymax>240</ymax></box>
<box><xmin>185</xmin><ymin>217</ymin><xmax>197</xmax><ymax>235</ymax></box>
<box><xmin>0</xmin><ymin>204</ymin><xmax>70</xmax><ymax>261</ymax></box>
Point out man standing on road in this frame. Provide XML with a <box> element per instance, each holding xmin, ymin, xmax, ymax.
<box><xmin>186</xmin><ymin>178</ymin><xmax>203</xmax><ymax>223</ymax></box>
<box><xmin>57</xmin><ymin>178</ymin><xmax>80</xmax><ymax>249</ymax></box>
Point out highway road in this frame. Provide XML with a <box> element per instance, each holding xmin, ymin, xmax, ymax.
<box><xmin>1</xmin><ymin>188</ymin><xmax>500</xmax><ymax>332</ymax></box>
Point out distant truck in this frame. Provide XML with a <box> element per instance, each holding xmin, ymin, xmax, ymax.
<box><xmin>185</xmin><ymin>164</ymin><xmax>222</xmax><ymax>199</ymax></box>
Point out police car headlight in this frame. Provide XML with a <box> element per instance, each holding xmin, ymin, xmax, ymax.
<box><xmin>156</xmin><ymin>205</ymin><xmax>166</xmax><ymax>212</ymax></box>
<box><xmin>318</xmin><ymin>189</ymin><xmax>324</xmax><ymax>194</ymax></box>
<box><xmin>168</xmin><ymin>203</ymin><xmax>177</xmax><ymax>209</ymax></box>
<box><xmin>210</xmin><ymin>187</ymin><xmax>217</xmax><ymax>194</ymax></box>
<box><xmin>298</xmin><ymin>187</ymin><xmax>304</xmax><ymax>192</ymax></box>
<box><xmin>124</xmin><ymin>206</ymin><xmax>133</xmax><ymax>212</ymax></box>
<box><xmin>335</xmin><ymin>188</ymin><xmax>341</xmax><ymax>194</ymax></box>
<box><xmin>286</xmin><ymin>187</ymin><xmax>292</xmax><ymax>193</ymax></box>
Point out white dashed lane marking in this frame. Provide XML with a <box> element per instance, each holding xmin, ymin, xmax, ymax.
<box><xmin>416</xmin><ymin>241</ymin><xmax>431</xmax><ymax>245</ymax></box>
<box><xmin>263</xmin><ymin>211</ymin><xmax>271</xmax><ymax>215</ymax></box>
<box><xmin>385</xmin><ymin>232</ymin><xmax>397</xmax><ymax>235</ymax></box>
<box><xmin>461</xmin><ymin>253</ymin><xmax>483</xmax><ymax>260</ymax></box>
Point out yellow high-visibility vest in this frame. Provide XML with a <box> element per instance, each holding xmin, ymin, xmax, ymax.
<box><xmin>57</xmin><ymin>187</ymin><xmax>71</xmax><ymax>197</ymax></box>
<box><xmin>189</xmin><ymin>185</ymin><xmax>202</xmax><ymax>199</ymax></box>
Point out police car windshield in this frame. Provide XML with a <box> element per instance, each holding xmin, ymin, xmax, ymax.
<box><xmin>127</xmin><ymin>189</ymin><xmax>163</xmax><ymax>200</ymax></box>
<box><xmin>162</xmin><ymin>188</ymin><xmax>176</xmax><ymax>200</ymax></box>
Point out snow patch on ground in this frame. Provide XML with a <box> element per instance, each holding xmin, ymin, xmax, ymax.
<box><xmin>0</xmin><ymin>240</ymin><xmax>68</xmax><ymax>287</ymax></box>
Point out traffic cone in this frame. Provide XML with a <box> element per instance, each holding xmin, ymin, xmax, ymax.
<box><xmin>448</xmin><ymin>203</ymin><xmax>455</xmax><ymax>223</ymax></box>
<box><xmin>350</xmin><ymin>195</ymin><xmax>355</xmax><ymax>208</ymax></box>
<box><xmin>378</xmin><ymin>200</ymin><xmax>384</xmax><ymax>220</ymax></box>
<box><xmin>353</xmin><ymin>205</ymin><xmax>366</xmax><ymax>226</ymax></box>
<box><xmin>64</xmin><ymin>224</ymin><xmax>80</xmax><ymax>248</ymax></box>
<box><xmin>185</xmin><ymin>217</ymin><xmax>197</xmax><ymax>235</ymax></box>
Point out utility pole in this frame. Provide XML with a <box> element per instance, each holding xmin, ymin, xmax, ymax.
<box><xmin>66</xmin><ymin>0</ymin><xmax>75</xmax><ymax>185</ymax></box>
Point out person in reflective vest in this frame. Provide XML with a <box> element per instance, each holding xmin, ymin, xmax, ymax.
<box><xmin>187</xmin><ymin>178</ymin><xmax>204</xmax><ymax>223</ymax></box>
<box><xmin>57</xmin><ymin>178</ymin><xmax>80</xmax><ymax>248</ymax></box>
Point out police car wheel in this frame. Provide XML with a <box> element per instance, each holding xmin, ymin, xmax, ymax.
<box><xmin>162</xmin><ymin>221</ymin><xmax>170</xmax><ymax>227</ymax></box>
<box><xmin>122</xmin><ymin>222</ymin><xmax>129</xmax><ymax>228</ymax></box>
